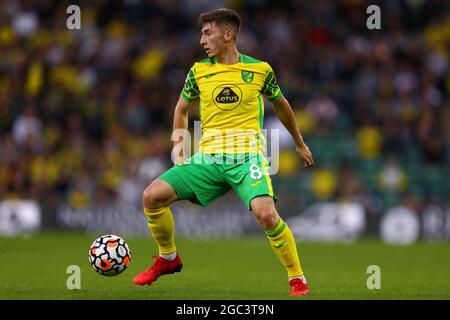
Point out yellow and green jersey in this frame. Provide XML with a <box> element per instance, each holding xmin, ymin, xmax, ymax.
<box><xmin>181</xmin><ymin>53</ymin><xmax>283</xmax><ymax>154</ymax></box>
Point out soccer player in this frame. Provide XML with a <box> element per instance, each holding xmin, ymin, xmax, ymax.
<box><xmin>133</xmin><ymin>8</ymin><xmax>314</xmax><ymax>296</ymax></box>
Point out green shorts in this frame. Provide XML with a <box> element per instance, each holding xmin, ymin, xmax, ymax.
<box><xmin>158</xmin><ymin>152</ymin><xmax>277</xmax><ymax>209</ymax></box>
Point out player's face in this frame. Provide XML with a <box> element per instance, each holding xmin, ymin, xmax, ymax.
<box><xmin>200</xmin><ymin>22</ymin><xmax>226</xmax><ymax>58</ymax></box>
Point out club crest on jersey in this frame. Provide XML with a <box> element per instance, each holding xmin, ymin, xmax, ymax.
<box><xmin>241</xmin><ymin>70</ymin><xmax>254</xmax><ymax>83</ymax></box>
<box><xmin>213</xmin><ymin>84</ymin><xmax>242</xmax><ymax>111</ymax></box>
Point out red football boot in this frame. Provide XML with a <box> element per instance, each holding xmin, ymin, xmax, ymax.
<box><xmin>133</xmin><ymin>254</ymin><xmax>183</xmax><ymax>286</ymax></box>
<box><xmin>289</xmin><ymin>277</ymin><xmax>310</xmax><ymax>296</ymax></box>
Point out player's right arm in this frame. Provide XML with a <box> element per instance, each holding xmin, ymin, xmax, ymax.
<box><xmin>172</xmin><ymin>66</ymin><xmax>199</xmax><ymax>165</ymax></box>
<box><xmin>172</xmin><ymin>96</ymin><xmax>196</xmax><ymax>165</ymax></box>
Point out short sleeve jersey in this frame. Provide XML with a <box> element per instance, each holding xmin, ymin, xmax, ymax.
<box><xmin>181</xmin><ymin>53</ymin><xmax>283</xmax><ymax>154</ymax></box>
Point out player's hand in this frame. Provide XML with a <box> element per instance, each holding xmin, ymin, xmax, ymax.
<box><xmin>296</xmin><ymin>144</ymin><xmax>314</xmax><ymax>167</ymax></box>
<box><xmin>172</xmin><ymin>144</ymin><xmax>187</xmax><ymax>166</ymax></box>
<box><xmin>174</xmin><ymin>154</ymin><xmax>187</xmax><ymax>166</ymax></box>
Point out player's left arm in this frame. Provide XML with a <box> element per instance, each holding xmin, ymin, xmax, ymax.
<box><xmin>271</xmin><ymin>96</ymin><xmax>314</xmax><ymax>167</ymax></box>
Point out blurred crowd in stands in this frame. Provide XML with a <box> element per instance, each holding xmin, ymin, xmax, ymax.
<box><xmin>0</xmin><ymin>0</ymin><xmax>448</xmax><ymax>219</ymax></box>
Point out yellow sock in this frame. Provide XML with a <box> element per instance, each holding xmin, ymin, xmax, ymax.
<box><xmin>144</xmin><ymin>207</ymin><xmax>176</xmax><ymax>255</ymax></box>
<box><xmin>265</xmin><ymin>218</ymin><xmax>304</xmax><ymax>278</ymax></box>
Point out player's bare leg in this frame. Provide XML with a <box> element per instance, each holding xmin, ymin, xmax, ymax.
<box><xmin>250</xmin><ymin>196</ymin><xmax>309</xmax><ymax>296</ymax></box>
<box><xmin>143</xmin><ymin>179</ymin><xmax>178</xmax><ymax>209</ymax></box>
<box><xmin>133</xmin><ymin>179</ymin><xmax>183</xmax><ymax>286</ymax></box>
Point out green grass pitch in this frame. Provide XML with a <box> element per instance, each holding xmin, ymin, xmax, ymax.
<box><xmin>0</xmin><ymin>233</ymin><xmax>449</xmax><ymax>300</ymax></box>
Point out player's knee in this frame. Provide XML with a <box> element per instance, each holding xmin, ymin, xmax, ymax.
<box><xmin>254</xmin><ymin>207</ymin><xmax>278</xmax><ymax>230</ymax></box>
<box><xmin>143</xmin><ymin>180</ymin><xmax>169</xmax><ymax>209</ymax></box>
<box><xmin>143</xmin><ymin>185</ymin><xmax>156</xmax><ymax>208</ymax></box>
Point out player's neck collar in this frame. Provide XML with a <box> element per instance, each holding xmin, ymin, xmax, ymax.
<box><xmin>211</xmin><ymin>53</ymin><xmax>243</xmax><ymax>65</ymax></box>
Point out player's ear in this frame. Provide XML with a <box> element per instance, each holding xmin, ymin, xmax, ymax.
<box><xmin>224</xmin><ymin>29</ymin><xmax>234</xmax><ymax>42</ymax></box>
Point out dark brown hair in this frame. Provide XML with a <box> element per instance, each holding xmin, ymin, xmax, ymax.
<box><xmin>198</xmin><ymin>8</ymin><xmax>241</xmax><ymax>39</ymax></box>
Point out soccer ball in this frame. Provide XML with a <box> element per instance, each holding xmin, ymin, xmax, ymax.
<box><xmin>88</xmin><ymin>234</ymin><xmax>131</xmax><ymax>276</ymax></box>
